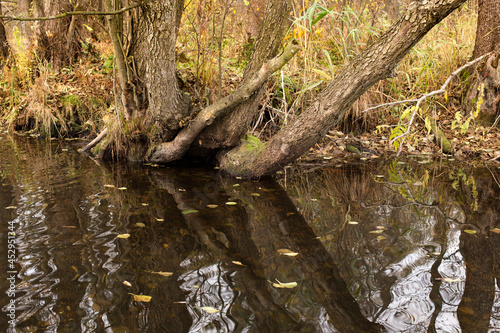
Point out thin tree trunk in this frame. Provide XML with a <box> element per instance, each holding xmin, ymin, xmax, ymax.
<box><xmin>467</xmin><ymin>0</ymin><xmax>500</xmax><ymax>124</ymax></box>
<box><xmin>220</xmin><ymin>0</ymin><xmax>468</xmax><ymax>178</ymax></box>
<box><xmin>0</xmin><ymin>1</ymin><xmax>9</xmax><ymax>60</ymax></box>
<box><xmin>192</xmin><ymin>0</ymin><xmax>292</xmax><ymax>152</ymax></box>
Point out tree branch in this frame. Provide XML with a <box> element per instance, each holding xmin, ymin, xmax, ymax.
<box><xmin>81</xmin><ymin>128</ymin><xmax>108</xmax><ymax>153</ymax></box>
<box><xmin>0</xmin><ymin>4</ymin><xmax>140</xmax><ymax>22</ymax></box>
<box><xmin>383</xmin><ymin>53</ymin><xmax>492</xmax><ymax>155</ymax></box>
<box><xmin>149</xmin><ymin>40</ymin><xmax>301</xmax><ymax>164</ymax></box>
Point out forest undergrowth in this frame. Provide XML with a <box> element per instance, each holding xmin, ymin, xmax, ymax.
<box><xmin>0</xmin><ymin>0</ymin><xmax>498</xmax><ymax>165</ymax></box>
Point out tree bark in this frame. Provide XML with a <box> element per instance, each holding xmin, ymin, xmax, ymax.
<box><xmin>220</xmin><ymin>0</ymin><xmax>468</xmax><ymax>178</ymax></box>
<box><xmin>130</xmin><ymin>0</ymin><xmax>189</xmax><ymax>140</ymax></box>
<box><xmin>192</xmin><ymin>0</ymin><xmax>292</xmax><ymax>152</ymax></box>
<box><xmin>149</xmin><ymin>41</ymin><xmax>300</xmax><ymax>163</ymax></box>
<box><xmin>467</xmin><ymin>0</ymin><xmax>500</xmax><ymax>124</ymax></box>
<box><xmin>0</xmin><ymin>1</ymin><xmax>10</xmax><ymax>61</ymax></box>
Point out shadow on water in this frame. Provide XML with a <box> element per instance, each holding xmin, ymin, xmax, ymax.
<box><xmin>0</xmin><ymin>133</ymin><xmax>499</xmax><ymax>332</ymax></box>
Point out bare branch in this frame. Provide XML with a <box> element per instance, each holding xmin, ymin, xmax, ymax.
<box><xmin>363</xmin><ymin>52</ymin><xmax>492</xmax><ymax>115</ymax></box>
<box><xmin>379</xmin><ymin>52</ymin><xmax>493</xmax><ymax>155</ymax></box>
<box><xmin>81</xmin><ymin>128</ymin><xmax>108</xmax><ymax>153</ymax></box>
<box><xmin>0</xmin><ymin>4</ymin><xmax>140</xmax><ymax>22</ymax></box>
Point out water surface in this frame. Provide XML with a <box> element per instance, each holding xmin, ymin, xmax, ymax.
<box><xmin>1</xmin><ymin>133</ymin><xmax>499</xmax><ymax>332</ymax></box>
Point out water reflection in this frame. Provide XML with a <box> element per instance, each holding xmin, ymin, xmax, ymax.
<box><xmin>0</xmin><ymin>134</ymin><xmax>499</xmax><ymax>332</ymax></box>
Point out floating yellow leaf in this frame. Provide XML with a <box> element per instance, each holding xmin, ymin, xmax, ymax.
<box><xmin>156</xmin><ymin>218</ymin><xmax>164</xmax><ymax>222</ymax></box>
<box><xmin>271</xmin><ymin>279</ymin><xmax>297</xmax><ymax>289</ymax></box>
<box><xmin>117</xmin><ymin>187</ymin><xmax>127</xmax><ymax>190</ymax></box>
<box><xmin>130</xmin><ymin>294</ymin><xmax>151</xmax><ymax>302</ymax></box>
<box><xmin>141</xmin><ymin>203</ymin><xmax>149</xmax><ymax>206</ymax></box>
<box><xmin>369</xmin><ymin>230</ymin><xmax>384</xmax><ymax>234</ymax></box>
<box><xmin>232</xmin><ymin>184</ymin><xmax>240</xmax><ymax>187</ymax></box>
<box><xmin>117</xmin><ymin>234</ymin><xmax>130</xmax><ymax>239</ymax></box>
<box><xmin>464</xmin><ymin>229</ymin><xmax>477</xmax><ymax>234</ymax></box>
<box><xmin>492</xmin><ymin>228</ymin><xmax>500</xmax><ymax>234</ymax></box>
<box><xmin>376</xmin><ymin>226</ymin><xmax>386</xmax><ymax>230</ymax></box>
<box><xmin>225</xmin><ymin>202</ymin><xmax>237</xmax><ymax>205</ymax></box>
<box><xmin>123</xmin><ymin>281</ymin><xmax>132</xmax><ymax>287</ymax></box>
<box><xmin>162</xmin><ymin>243</ymin><xmax>169</xmax><ymax>249</ymax></box>
<box><xmin>151</xmin><ymin>271</ymin><xmax>173</xmax><ymax>277</ymax></box>
<box><xmin>348</xmin><ymin>221</ymin><xmax>359</xmax><ymax>225</ymax></box>
<box><xmin>200</xmin><ymin>306</ymin><xmax>219</xmax><ymax>313</ymax></box>
<box><xmin>5</xmin><ymin>206</ymin><xmax>16</xmax><ymax>209</ymax></box>
<box><xmin>232</xmin><ymin>261</ymin><xmax>245</xmax><ymax>266</ymax></box>
<box><xmin>181</xmin><ymin>209</ymin><xmax>199</xmax><ymax>214</ymax></box>
<box><xmin>277</xmin><ymin>249</ymin><xmax>299</xmax><ymax>257</ymax></box>
<box><xmin>377</xmin><ymin>235</ymin><xmax>386</xmax><ymax>241</ymax></box>
<box><xmin>206</xmin><ymin>204</ymin><xmax>218</xmax><ymax>209</ymax></box>
<box><xmin>250</xmin><ymin>193</ymin><xmax>260</xmax><ymax>196</ymax></box>
<box><xmin>103</xmin><ymin>184</ymin><xmax>115</xmax><ymax>188</ymax></box>
<box><xmin>135</xmin><ymin>223</ymin><xmax>146</xmax><ymax>228</ymax></box>
<box><xmin>436</xmin><ymin>277</ymin><xmax>461</xmax><ymax>282</ymax></box>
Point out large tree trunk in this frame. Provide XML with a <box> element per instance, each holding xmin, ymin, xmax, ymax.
<box><xmin>0</xmin><ymin>1</ymin><xmax>10</xmax><ymax>61</ymax></box>
<box><xmin>190</xmin><ymin>0</ymin><xmax>292</xmax><ymax>154</ymax></box>
<box><xmin>130</xmin><ymin>0</ymin><xmax>189</xmax><ymax>140</ymax></box>
<box><xmin>467</xmin><ymin>0</ymin><xmax>500</xmax><ymax>124</ymax></box>
<box><xmin>220</xmin><ymin>0</ymin><xmax>468</xmax><ymax>178</ymax></box>
<box><xmin>33</xmin><ymin>0</ymin><xmax>78</xmax><ymax>72</ymax></box>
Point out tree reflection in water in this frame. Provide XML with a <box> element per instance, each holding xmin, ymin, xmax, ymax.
<box><xmin>0</xmin><ymin>134</ymin><xmax>499</xmax><ymax>332</ymax></box>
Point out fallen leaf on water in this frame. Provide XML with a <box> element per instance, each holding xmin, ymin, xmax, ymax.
<box><xmin>182</xmin><ymin>209</ymin><xmax>199</xmax><ymax>214</ymax></box>
<box><xmin>232</xmin><ymin>184</ymin><xmax>240</xmax><ymax>187</ymax></box>
<box><xmin>162</xmin><ymin>243</ymin><xmax>169</xmax><ymax>249</ymax></box>
<box><xmin>436</xmin><ymin>277</ymin><xmax>461</xmax><ymax>282</ymax></box>
<box><xmin>117</xmin><ymin>187</ymin><xmax>127</xmax><ymax>190</ymax></box>
<box><xmin>232</xmin><ymin>261</ymin><xmax>245</xmax><ymax>266</ymax></box>
<box><xmin>369</xmin><ymin>230</ymin><xmax>384</xmax><ymax>234</ymax></box>
<box><xmin>117</xmin><ymin>234</ymin><xmax>130</xmax><ymax>239</ymax></box>
<box><xmin>141</xmin><ymin>203</ymin><xmax>149</xmax><ymax>206</ymax></box>
<box><xmin>492</xmin><ymin>228</ymin><xmax>500</xmax><ymax>234</ymax></box>
<box><xmin>5</xmin><ymin>206</ymin><xmax>16</xmax><ymax>209</ymax></box>
<box><xmin>277</xmin><ymin>249</ymin><xmax>299</xmax><ymax>257</ymax></box>
<box><xmin>271</xmin><ymin>279</ymin><xmax>297</xmax><ymax>289</ymax></box>
<box><xmin>178</xmin><ymin>188</ymin><xmax>186</xmax><ymax>192</ymax></box>
<box><xmin>348</xmin><ymin>221</ymin><xmax>359</xmax><ymax>225</ymax></box>
<box><xmin>130</xmin><ymin>294</ymin><xmax>151</xmax><ymax>302</ymax></box>
<box><xmin>376</xmin><ymin>226</ymin><xmax>386</xmax><ymax>230</ymax></box>
<box><xmin>135</xmin><ymin>223</ymin><xmax>146</xmax><ymax>228</ymax></box>
<box><xmin>225</xmin><ymin>202</ymin><xmax>237</xmax><ymax>205</ymax></box>
<box><xmin>200</xmin><ymin>306</ymin><xmax>219</xmax><ymax>313</ymax></box>
<box><xmin>377</xmin><ymin>235</ymin><xmax>386</xmax><ymax>241</ymax></box>
<box><xmin>464</xmin><ymin>229</ymin><xmax>477</xmax><ymax>234</ymax></box>
<box><xmin>123</xmin><ymin>281</ymin><xmax>132</xmax><ymax>287</ymax></box>
<box><xmin>156</xmin><ymin>218</ymin><xmax>164</xmax><ymax>222</ymax></box>
<box><xmin>148</xmin><ymin>271</ymin><xmax>173</xmax><ymax>277</ymax></box>
<box><xmin>103</xmin><ymin>184</ymin><xmax>115</xmax><ymax>188</ymax></box>
<box><xmin>174</xmin><ymin>301</ymin><xmax>187</xmax><ymax>304</ymax></box>
<box><xmin>206</xmin><ymin>204</ymin><xmax>218</xmax><ymax>209</ymax></box>
<box><xmin>250</xmin><ymin>193</ymin><xmax>260</xmax><ymax>196</ymax></box>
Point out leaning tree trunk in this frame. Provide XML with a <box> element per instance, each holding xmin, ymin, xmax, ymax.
<box><xmin>467</xmin><ymin>0</ymin><xmax>500</xmax><ymax>124</ymax></box>
<box><xmin>190</xmin><ymin>0</ymin><xmax>292</xmax><ymax>153</ymax></box>
<box><xmin>0</xmin><ymin>1</ymin><xmax>10</xmax><ymax>61</ymax></box>
<box><xmin>220</xmin><ymin>0</ymin><xmax>469</xmax><ymax>178</ymax></box>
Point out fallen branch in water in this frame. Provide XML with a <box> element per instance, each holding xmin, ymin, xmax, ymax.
<box><xmin>81</xmin><ymin>128</ymin><xmax>108</xmax><ymax>153</ymax></box>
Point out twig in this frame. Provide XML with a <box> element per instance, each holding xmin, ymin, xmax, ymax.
<box><xmin>366</xmin><ymin>53</ymin><xmax>492</xmax><ymax>155</ymax></box>
<box><xmin>81</xmin><ymin>128</ymin><xmax>108</xmax><ymax>152</ymax></box>
<box><xmin>362</xmin><ymin>52</ymin><xmax>492</xmax><ymax>114</ymax></box>
<box><xmin>0</xmin><ymin>4</ymin><xmax>140</xmax><ymax>22</ymax></box>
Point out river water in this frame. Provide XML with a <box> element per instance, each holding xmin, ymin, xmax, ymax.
<box><xmin>1</xmin><ymin>133</ymin><xmax>499</xmax><ymax>332</ymax></box>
